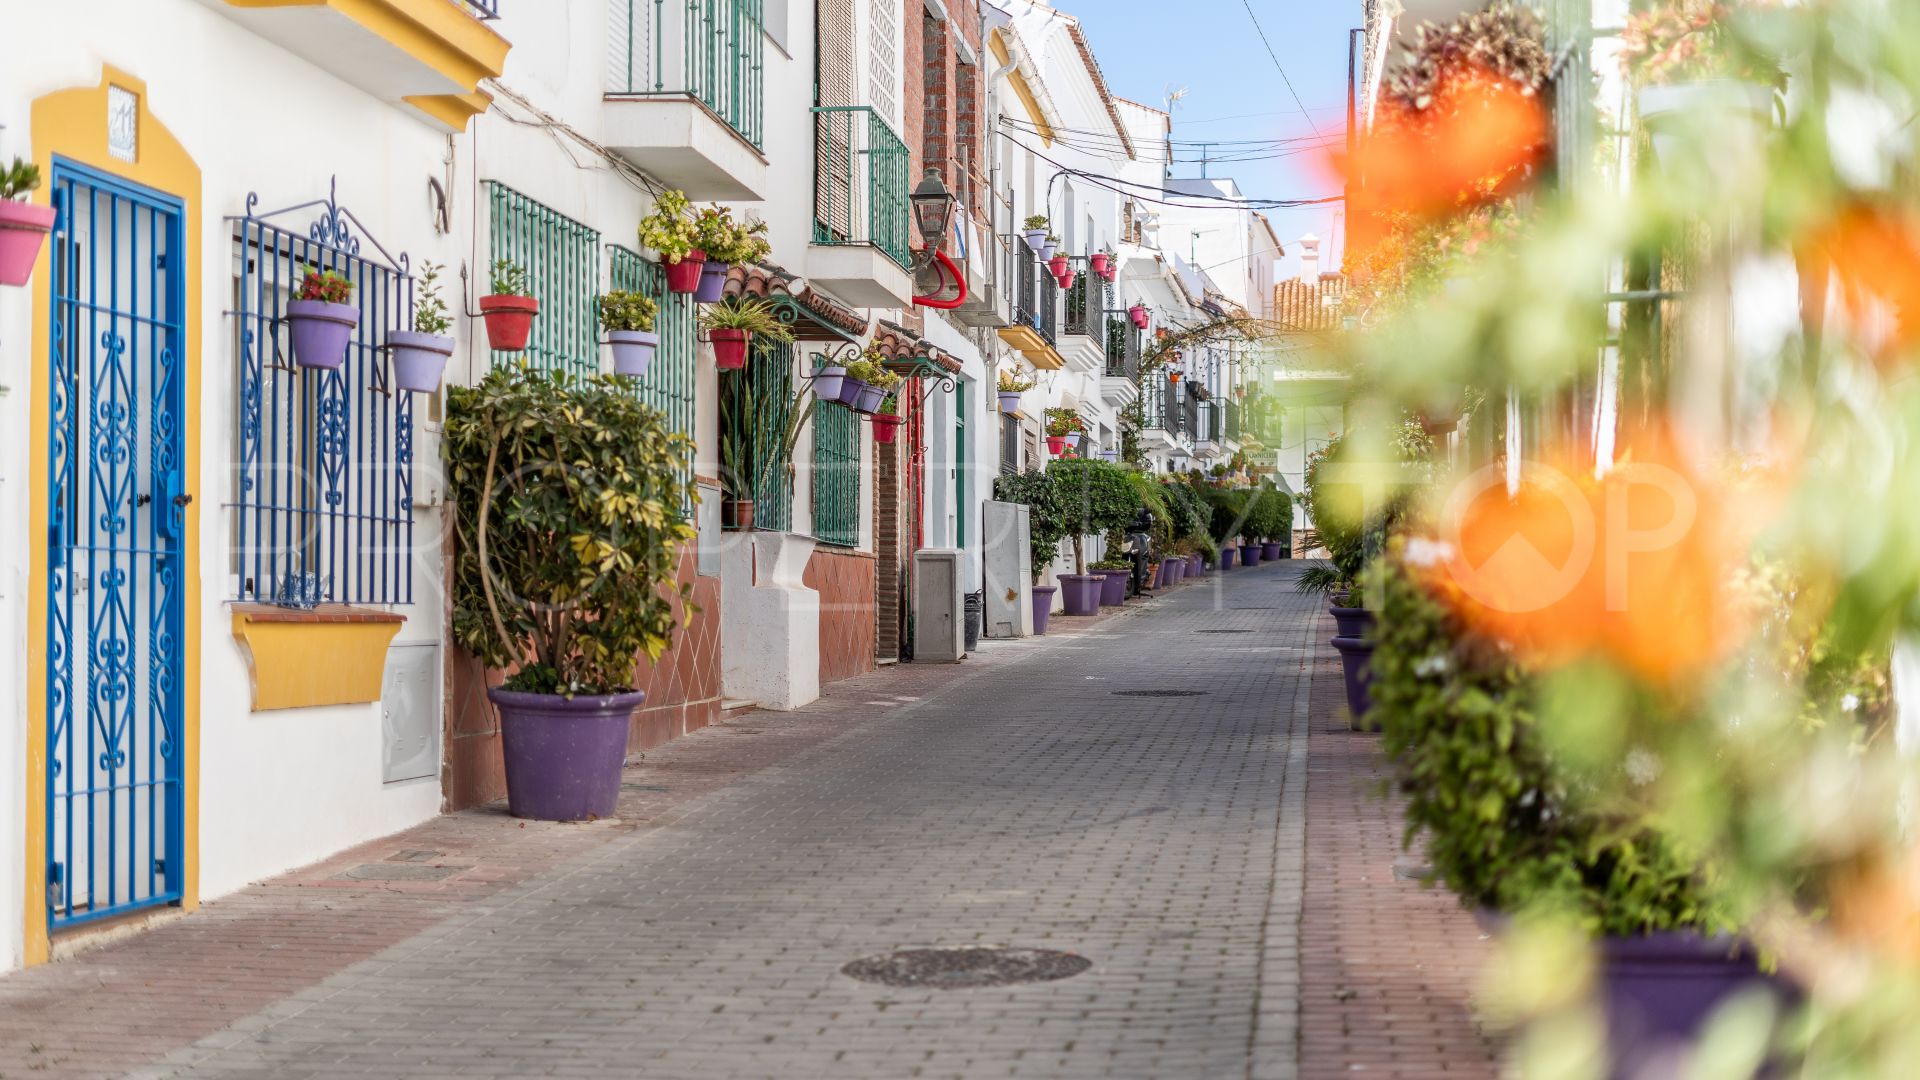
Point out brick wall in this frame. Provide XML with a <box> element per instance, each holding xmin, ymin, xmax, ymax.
<box><xmin>874</xmin><ymin>436</ymin><xmax>904</xmax><ymax>659</ymax></box>
<box><xmin>908</xmin><ymin>2</ymin><xmax>990</xmax><ymax>234</ymax></box>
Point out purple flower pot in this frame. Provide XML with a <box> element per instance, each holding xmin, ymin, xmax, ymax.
<box><xmin>1262</xmin><ymin>542</ymin><xmax>1283</xmax><ymax>561</ymax></box>
<box><xmin>488</xmin><ymin>686</ymin><xmax>647</xmax><ymax>821</ymax></box>
<box><xmin>1600</xmin><ymin>933</ymin><xmax>1794</xmax><ymax>1080</ymax></box>
<box><xmin>855</xmin><ymin>382</ymin><xmax>887</xmax><ymax>414</ymax></box>
<box><xmin>694</xmin><ymin>260</ymin><xmax>732</xmax><ymax>303</ymax></box>
<box><xmin>839</xmin><ymin>377</ymin><xmax>870</xmax><ymax>408</ymax></box>
<box><xmin>1169</xmin><ymin>559</ymin><xmax>1185</xmax><ymax>584</ymax></box>
<box><xmin>813</xmin><ymin>365</ymin><xmax>848</xmax><ymax>402</ymax></box>
<box><xmin>286</xmin><ymin>298</ymin><xmax>358</xmax><ymax>370</ymax></box>
<box><xmin>1031</xmin><ymin>585</ymin><xmax>1057</xmax><ymax>635</ymax></box>
<box><xmin>998</xmin><ymin>391</ymin><xmax>1023</xmax><ymax>414</ymax></box>
<box><xmin>1240</xmin><ymin>543</ymin><xmax>1262</xmax><ymax>567</ymax></box>
<box><xmin>606</xmin><ymin>329</ymin><xmax>659</xmax><ymax>378</ymax></box>
<box><xmin>1060</xmin><ymin>574</ymin><xmax>1103</xmax><ymax>616</ymax></box>
<box><xmin>1220</xmin><ymin>547</ymin><xmax>1237</xmax><ymax>570</ymax></box>
<box><xmin>1329</xmin><ymin>636</ymin><xmax>1375</xmax><ymax>730</ymax></box>
<box><xmin>1330</xmin><ymin>605</ymin><xmax>1374</xmax><ymax>640</ymax></box>
<box><xmin>387</xmin><ymin>330</ymin><xmax>453</xmax><ymax>392</ymax></box>
<box><xmin>1189</xmin><ymin>555</ymin><xmax>1203</xmax><ymax>576</ymax></box>
<box><xmin>1099</xmin><ymin>569</ymin><xmax>1129</xmax><ymax>606</ymax></box>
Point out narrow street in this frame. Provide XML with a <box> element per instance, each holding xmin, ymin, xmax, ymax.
<box><xmin>0</xmin><ymin>564</ymin><xmax>1492</xmax><ymax>1079</ymax></box>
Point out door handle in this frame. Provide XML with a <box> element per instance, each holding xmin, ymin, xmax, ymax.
<box><xmin>172</xmin><ymin>493</ymin><xmax>194</xmax><ymax>508</ymax></box>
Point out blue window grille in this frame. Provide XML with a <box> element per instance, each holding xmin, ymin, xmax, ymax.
<box><xmin>608</xmin><ymin>245</ymin><xmax>698</xmax><ymax>516</ymax></box>
<box><xmin>487</xmin><ymin>182</ymin><xmax>601</xmax><ymax>376</ymax></box>
<box><xmin>811</xmin><ymin>396</ymin><xmax>860</xmax><ymax>547</ymax></box>
<box><xmin>227</xmin><ymin>180</ymin><xmax>415</xmax><ymax>606</ymax></box>
<box><xmin>462</xmin><ymin>0</ymin><xmax>501</xmax><ymax>18</ymax></box>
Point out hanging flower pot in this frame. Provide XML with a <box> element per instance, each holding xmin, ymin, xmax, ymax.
<box><xmin>388</xmin><ymin>330</ymin><xmax>454</xmax><ymax>392</ymax></box>
<box><xmin>1046</xmin><ymin>434</ymin><xmax>1069</xmax><ymax>456</ymax></box>
<box><xmin>607</xmin><ymin>329</ymin><xmax>660</xmax><ymax>377</ymax></box>
<box><xmin>1167</xmin><ymin>370</ymin><xmax>1182</xmax><ymax>384</ymax></box>
<box><xmin>839</xmin><ymin>377</ymin><xmax>871</xmax><ymax>408</ymax></box>
<box><xmin>1129</xmin><ymin>303</ymin><xmax>1149</xmax><ymax>330</ymax></box>
<box><xmin>1089</xmin><ymin>252</ymin><xmax>1110</xmax><ymax>278</ymax></box>
<box><xmin>854</xmin><ymin>380</ymin><xmax>887</xmax><ymax>414</ymax></box>
<box><xmin>1048</xmin><ymin>254</ymin><xmax>1069</xmax><ymax>277</ymax></box>
<box><xmin>0</xmin><ymin>199</ymin><xmax>57</xmax><ymax>287</ymax></box>
<box><xmin>1059</xmin><ymin>270</ymin><xmax>1078</xmax><ymax>290</ymax></box>
<box><xmin>1023</xmin><ymin>228</ymin><xmax>1049</xmax><ymax>253</ymax></box>
<box><xmin>997</xmin><ymin>390</ymin><xmax>1024</xmax><ymax>414</ymax></box>
<box><xmin>1064</xmin><ymin>431</ymin><xmax>1083</xmax><ymax>452</ymax></box>
<box><xmin>1039</xmin><ymin>239</ymin><xmax>1058</xmax><ymax>262</ymax></box>
<box><xmin>663</xmin><ymin>248</ymin><xmax>708</xmax><ymax>294</ymax></box>
<box><xmin>814</xmin><ymin>363</ymin><xmax>849</xmax><ymax>402</ymax></box>
<box><xmin>479</xmin><ymin>294</ymin><xmax>540</xmax><ymax>352</ymax></box>
<box><xmin>709</xmin><ymin>327</ymin><xmax>751</xmax><ymax>369</ymax></box>
<box><xmin>872</xmin><ymin>414</ymin><xmax>905</xmax><ymax>444</ymax></box>
<box><xmin>694</xmin><ymin>259</ymin><xmax>731</xmax><ymax>303</ymax></box>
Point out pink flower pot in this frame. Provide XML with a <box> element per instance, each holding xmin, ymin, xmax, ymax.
<box><xmin>664</xmin><ymin>249</ymin><xmax>708</xmax><ymax>294</ymax></box>
<box><xmin>710</xmin><ymin>328</ymin><xmax>750</xmax><ymax>369</ymax></box>
<box><xmin>0</xmin><ymin>200</ymin><xmax>57</xmax><ymax>287</ymax></box>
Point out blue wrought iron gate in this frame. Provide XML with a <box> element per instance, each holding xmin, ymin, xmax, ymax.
<box><xmin>45</xmin><ymin>159</ymin><xmax>188</xmax><ymax>930</ymax></box>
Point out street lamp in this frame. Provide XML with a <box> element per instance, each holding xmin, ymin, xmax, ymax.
<box><xmin>910</xmin><ymin>168</ymin><xmax>958</xmax><ymax>249</ymax></box>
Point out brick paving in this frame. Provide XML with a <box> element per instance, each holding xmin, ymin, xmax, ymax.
<box><xmin>0</xmin><ymin>565</ymin><xmax>1498</xmax><ymax>1079</ymax></box>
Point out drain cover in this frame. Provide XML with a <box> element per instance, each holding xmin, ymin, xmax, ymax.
<box><xmin>1195</xmin><ymin>629</ymin><xmax>1254</xmax><ymax>635</ymax></box>
<box><xmin>841</xmin><ymin>946</ymin><xmax>1092</xmax><ymax>989</ymax></box>
<box><xmin>338</xmin><ymin>863</ymin><xmax>469</xmax><ymax>882</ymax></box>
<box><xmin>1111</xmin><ymin>689</ymin><xmax>1210</xmax><ymax>698</ymax></box>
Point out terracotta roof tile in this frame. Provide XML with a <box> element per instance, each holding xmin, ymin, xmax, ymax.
<box><xmin>1273</xmin><ymin>274</ymin><xmax>1347</xmax><ymax>332</ymax></box>
<box><xmin>722</xmin><ymin>263</ymin><xmax>870</xmax><ymax>339</ymax></box>
<box><xmin>873</xmin><ymin>319</ymin><xmax>963</xmax><ymax>375</ymax></box>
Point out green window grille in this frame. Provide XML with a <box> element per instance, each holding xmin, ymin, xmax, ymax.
<box><xmin>718</xmin><ymin>342</ymin><xmax>795</xmax><ymax>531</ymax></box>
<box><xmin>811</xmin><ymin>398</ymin><xmax>860</xmax><ymax>547</ymax></box>
<box><xmin>609</xmin><ymin>245</ymin><xmax>698</xmax><ymax>517</ymax></box>
<box><xmin>607</xmin><ymin>0</ymin><xmax>766</xmax><ymax>150</ymax></box>
<box><xmin>954</xmin><ymin>387</ymin><xmax>968</xmax><ymax>550</ymax></box>
<box><xmin>810</xmin><ymin>105</ymin><xmax>912</xmax><ymax>269</ymax></box>
<box><xmin>487</xmin><ymin>181</ymin><xmax>600</xmax><ymax>375</ymax></box>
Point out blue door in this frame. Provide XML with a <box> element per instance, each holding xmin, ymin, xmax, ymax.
<box><xmin>45</xmin><ymin>159</ymin><xmax>188</xmax><ymax>930</ymax></box>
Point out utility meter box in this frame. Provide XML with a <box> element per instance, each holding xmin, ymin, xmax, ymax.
<box><xmin>982</xmin><ymin>500</ymin><xmax>1033</xmax><ymax>638</ymax></box>
<box><xmin>911</xmin><ymin>548</ymin><xmax>966</xmax><ymax>662</ymax></box>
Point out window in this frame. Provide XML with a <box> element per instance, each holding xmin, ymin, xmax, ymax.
<box><xmin>1000</xmin><ymin>413</ymin><xmax>1020</xmax><ymax>476</ymax></box>
<box><xmin>868</xmin><ymin>0</ymin><xmax>900</xmax><ymax>128</ymax></box>
<box><xmin>487</xmin><ymin>182</ymin><xmax>600</xmax><ymax>375</ymax></box>
<box><xmin>608</xmin><ymin>246</ymin><xmax>698</xmax><ymax>517</ymax></box>
<box><xmin>718</xmin><ymin>343</ymin><xmax>796</xmax><ymax>531</ymax></box>
<box><xmin>812</xmin><ymin>397</ymin><xmax>860</xmax><ymax>547</ymax></box>
<box><xmin>229</xmin><ymin>187</ymin><xmax>413</xmax><ymax>606</ymax></box>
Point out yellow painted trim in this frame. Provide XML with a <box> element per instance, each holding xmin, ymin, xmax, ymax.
<box><xmin>26</xmin><ymin>68</ymin><xmax>204</xmax><ymax>966</ymax></box>
<box><xmin>401</xmin><ymin>90</ymin><xmax>494</xmax><ymax>133</ymax></box>
<box><xmin>230</xmin><ymin>610</ymin><xmax>404</xmax><ymax>712</ymax></box>
<box><xmin>996</xmin><ymin>324</ymin><xmax>1065</xmax><ymax>370</ymax></box>
<box><xmin>989</xmin><ymin>31</ymin><xmax>1053</xmax><ymax>147</ymax></box>
<box><xmin>218</xmin><ymin>0</ymin><xmax>509</xmax><ymax>98</ymax></box>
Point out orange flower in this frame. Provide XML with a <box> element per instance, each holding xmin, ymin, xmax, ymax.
<box><xmin>1803</xmin><ymin>205</ymin><xmax>1920</xmax><ymax>361</ymax></box>
<box><xmin>1330</xmin><ymin>66</ymin><xmax>1549</xmax><ymax>221</ymax></box>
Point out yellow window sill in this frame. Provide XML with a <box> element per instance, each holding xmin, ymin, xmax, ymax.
<box><xmin>231</xmin><ymin>604</ymin><xmax>406</xmax><ymax>712</ymax></box>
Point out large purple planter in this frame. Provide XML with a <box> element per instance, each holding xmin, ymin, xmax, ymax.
<box><xmin>1241</xmin><ymin>543</ymin><xmax>1262</xmax><ymax>567</ymax></box>
<box><xmin>1600</xmin><ymin>933</ymin><xmax>1793</xmax><ymax>1080</ymax></box>
<box><xmin>1262</xmin><ymin>542</ymin><xmax>1284</xmax><ymax>561</ymax></box>
<box><xmin>488</xmin><ymin>687</ymin><xmax>647</xmax><ymax>821</ymax></box>
<box><xmin>1329</xmin><ymin>636</ymin><xmax>1375</xmax><ymax>730</ymax></box>
<box><xmin>286</xmin><ymin>298</ymin><xmax>358</xmax><ymax>370</ymax></box>
<box><xmin>694</xmin><ymin>260</ymin><xmax>732</xmax><ymax>302</ymax></box>
<box><xmin>1060</xmin><ymin>574</ymin><xmax>1103</xmax><ymax>616</ymax></box>
<box><xmin>1031</xmin><ymin>585</ymin><xmax>1058</xmax><ymax>634</ymax></box>
<box><xmin>1099</xmin><ymin>569</ymin><xmax>1129</xmax><ymax>606</ymax></box>
<box><xmin>1189</xmin><ymin>554</ymin><xmax>1203</xmax><ymax>576</ymax></box>
<box><xmin>1220</xmin><ymin>547</ymin><xmax>1237</xmax><ymax>570</ymax></box>
<box><xmin>1330</xmin><ymin>605</ymin><xmax>1374</xmax><ymax>640</ymax></box>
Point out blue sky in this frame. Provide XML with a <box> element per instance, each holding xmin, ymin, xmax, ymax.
<box><xmin>1065</xmin><ymin>0</ymin><xmax>1364</xmax><ymax>276</ymax></box>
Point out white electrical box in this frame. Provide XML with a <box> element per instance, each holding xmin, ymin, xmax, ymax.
<box><xmin>982</xmin><ymin>500</ymin><xmax>1033</xmax><ymax>638</ymax></box>
<box><xmin>382</xmin><ymin>643</ymin><xmax>439</xmax><ymax>784</ymax></box>
<box><xmin>912</xmin><ymin>548</ymin><xmax>966</xmax><ymax>662</ymax></box>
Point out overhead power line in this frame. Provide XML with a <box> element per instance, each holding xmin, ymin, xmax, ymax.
<box><xmin>1001</xmin><ymin>130</ymin><xmax>1342</xmax><ymax>211</ymax></box>
<box><xmin>1240</xmin><ymin>0</ymin><xmax>1325</xmax><ymax>145</ymax></box>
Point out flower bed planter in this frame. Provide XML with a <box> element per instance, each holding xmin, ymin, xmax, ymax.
<box><xmin>286</xmin><ymin>299</ymin><xmax>359</xmax><ymax>370</ymax></box>
<box><xmin>0</xmin><ymin>200</ymin><xmax>57</xmax><ymax>286</ymax></box>
<box><xmin>872</xmin><ymin>414</ymin><xmax>904</xmax><ymax>443</ymax></box>
<box><xmin>1599</xmin><ymin>933</ymin><xmax>1793</xmax><ymax>1079</ymax></box>
<box><xmin>1220</xmin><ymin>547</ymin><xmax>1237</xmax><ymax>569</ymax></box>
<box><xmin>606</xmin><ymin>329</ymin><xmax>659</xmax><ymax>378</ymax></box>
<box><xmin>1330</xmin><ymin>635</ymin><xmax>1376</xmax><ymax>730</ymax></box>
<box><xmin>1188</xmin><ymin>555</ymin><xmax>1203</xmax><ymax>576</ymax></box>
<box><xmin>710</xmin><ymin>328</ymin><xmax>750</xmax><ymax>370</ymax></box>
<box><xmin>663</xmin><ymin>249</ymin><xmax>707</xmax><ymax>294</ymax></box>
<box><xmin>1059</xmin><ymin>574</ymin><xmax>1102</xmax><ymax>616</ymax></box>
<box><xmin>479</xmin><ymin>294</ymin><xmax>539</xmax><ymax>352</ymax></box>
<box><xmin>694</xmin><ymin>259</ymin><xmax>731</xmax><ymax>303</ymax></box>
<box><xmin>814</xmin><ymin>365</ymin><xmax>848</xmax><ymax>402</ymax></box>
<box><xmin>489</xmin><ymin>687</ymin><xmax>647</xmax><ymax>821</ymax></box>
<box><xmin>1031</xmin><ymin>585</ymin><xmax>1057</xmax><ymax>634</ymax></box>
<box><xmin>1098</xmin><ymin>569</ymin><xmax>1129</xmax><ymax>606</ymax></box>
<box><xmin>387</xmin><ymin>330</ymin><xmax>454</xmax><ymax>392</ymax></box>
<box><xmin>1330</xmin><ymin>605</ymin><xmax>1373</xmax><ymax>640</ymax></box>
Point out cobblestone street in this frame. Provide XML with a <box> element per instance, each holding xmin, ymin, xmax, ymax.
<box><xmin>0</xmin><ymin>565</ymin><xmax>1494</xmax><ymax>1079</ymax></box>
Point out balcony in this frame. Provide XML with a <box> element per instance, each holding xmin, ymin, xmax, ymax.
<box><xmin>605</xmin><ymin>0</ymin><xmax>768</xmax><ymax>200</ymax></box>
<box><xmin>808</xmin><ymin>106</ymin><xmax>913</xmax><ymax>308</ymax></box>
<box><xmin>1098</xmin><ymin>314</ymin><xmax>1141</xmax><ymax>408</ymax></box>
<box><xmin>995</xmin><ymin>238</ymin><xmax>1064</xmax><ymax>369</ymax></box>
<box><xmin>194</xmin><ymin>0</ymin><xmax>510</xmax><ymax>132</ymax></box>
<box><xmin>951</xmin><ymin>227</ymin><xmax>1009</xmax><ymax>329</ymax></box>
<box><xmin>1055</xmin><ymin>257</ymin><xmax>1108</xmax><ymax>373</ymax></box>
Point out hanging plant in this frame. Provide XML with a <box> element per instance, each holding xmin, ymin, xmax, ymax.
<box><xmin>697</xmin><ymin>297</ymin><xmax>794</xmax><ymax>370</ymax></box>
<box><xmin>600</xmin><ymin>289</ymin><xmax>660</xmax><ymax>378</ymax></box>
<box><xmin>479</xmin><ymin>258</ymin><xmax>539</xmax><ymax>352</ymax></box>
<box><xmin>0</xmin><ymin>158</ymin><xmax>54</xmax><ymax>287</ymax></box>
<box><xmin>639</xmin><ymin>190</ymin><xmax>705</xmax><ymax>293</ymax></box>
<box><xmin>689</xmin><ymin>204</ymin><xmax>771</xmax><ymax>302</ymax></box>
<box><xmin>872</xmin><ymin>393</ymin><xmax>906</xmax><ymax>443</ymax></box>
<box><xmin>997</xmin><ymin>368</ymin><xmax>1036</xmax><ymax>414</ymax></box>
<box><xmin>389</xmin><ymin>260</ymin><xmax>455</xmax><ymax>393</ymax></box>
<box><xmin>287</xmin><ymin>267</ymin><xmax>358</xmax><ymax>370</ymax></box>
<box><xmin>1022</xmin><ymin>214</ymin><xmax>1050</xmax><ymax>252</ymax></box>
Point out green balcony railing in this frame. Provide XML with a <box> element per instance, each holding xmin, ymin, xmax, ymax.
<box><xmin>609</xmin><ymin>0</ymin><xmax>766</xmax><ymax>150</ymax></box>
<box><xmin>811</xmin><ymin>105</ymin><xmax>912</xmax><ymax>269</ymax></box>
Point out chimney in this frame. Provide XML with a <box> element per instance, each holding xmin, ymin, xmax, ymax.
<box><xmin>1297</xmin><ymin>233</ymin><xmax>1320</xmax><ymax>284</ymax></box>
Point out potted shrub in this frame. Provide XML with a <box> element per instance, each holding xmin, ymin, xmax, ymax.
<box><xmin>871</xmin><ymin>394</ymin><xmax>905</xmax><ymax>443</ymax></box>
<box><xmin>638</xmin><ymin>190</ymin><xmax>704</xmax><ymax>294</ymax></box>
<box><xmin>445</xmin><ymin>366</ymin><xmax>697</xmax><ymax>821</ymax></box>
<box><xmin>287</xmin><ymin>267</ymin><xmax>358</xmax><ymax>370</ymax></box>
<box><xmin>0</xmin><ymin>159</ymin><xmax>55</xmax><ymax>287</ymax></box>
<box><xmin>1620</xmin><ymin>1</ymin><xmax>1780</xmax><ymax>165</ymax></box>
<box><xmin>1022</xmin><ymin>214</ymin><xmax>1050</xmax><ymax>254</ymax></box>
<box><xmin>691</xmin><ymin>204</ymin><xmax>771</xmax><ymax>303</ymax></box>
<box><xmin>389</xmin><ymin>260</ymin><xmax>455</xmax><ymax>392</ymax></box>
<box><xmin>600</xmin><ymin>289</ymin><xmax>660</xmax><ymax>378</ymax></box>
<box><xmin>1047</xmin><ymin>458</ymin><xmax>1136</xmax><ymax>617</ymax></box>
<box><xmin>997</xmin><ymin>369</ymin><xmax>1035</xmax><ymax>414</ymax></box>
<box><xmin>1091</xmin><ymin>557</ymin><xmax>1131</xmax><ymax>606</ymax></box>
<box><xmin>696</xmin><ymin>297</ymin><xmax>793</xmax><ymax>370</ymax></box>
<box><xmin>479</xmin><ymin>258</ymin><xmax>539</xmax><ymax>352</ymax></box>
<box><xmin>1044</xmin><ymin>408</ymin><xmax>1085</xmax><ymax>457</ymax></box>
<box><xmin>1089</xmin><ymin>247</ymin><xmax>1112</xmax><ymax>279</ymax></box>
<box><xmin>993</xmin><ymin>468</ymin><xmax>1071</xmax><ymax>634</ymax></box>
<box><xmin>813</xmin><ymin>353</ymin><xmax>850</xmax><ymax>403</ymax></box>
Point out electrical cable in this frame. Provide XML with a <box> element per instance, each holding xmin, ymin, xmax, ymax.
<box><xmin>1001</xmin><ymin>129</ymin><xmax>1341</xmax><ymax>210</ymax></box>
<box><xmin>1239</xmin><ymin>0</ymin><xmax>1325</xmax><ymax>145</ymax></box>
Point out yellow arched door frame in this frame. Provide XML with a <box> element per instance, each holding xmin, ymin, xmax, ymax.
<box><xmin>24</xmin><ymin>67</ymin><xmax>203</xmax><ymax>966</ymax></box>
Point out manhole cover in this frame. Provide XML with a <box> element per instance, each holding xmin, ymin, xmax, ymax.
<box><xmin>1110</xmin><ymin>689</ymin><xmax>1210</xmax><ymax>698</ymax></box>
<box><xmin>841</xmin><ymin>946</ymin><xmax>1092</xmax><ymax>989</ymax></box>
<box><xmin>1195</xmin><ymin>629</ymin><xmax>1254</xmax><ymax>635</ymax></box>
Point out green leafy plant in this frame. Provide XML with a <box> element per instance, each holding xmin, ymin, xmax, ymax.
<box><xmin>844</xmin><ymin>359</ymin><xmax>901</xmax><ymax>392</ymax></box>
<box><xmin>1</xmin><ymin>158</ymin><xmax>41</xmax><ymax>201</ymax></box>
<box><xmin>1022</xmin><ymin>214</ymin><xmax>1050</xmax><ymax>231</ymax></box>
<box><xmin>1619</xmin><ymin>0</ymin><xmax>1780</xmax><ymax>86</ymax></box>
<box><xmin>412</xmin><ymin>261</ymin><xmax>452</xmax><ymax>336</ymax></box>
<box><xmin>444</xmin><ymin>366</ymin><xmax>697</xmax><ymax>695</ymax></box>
<box><xmin>1047</xmin><ymin>459</ymin><xmax>1139</xmax><ymax>575</ymax></box>
<box><xmin>692</xmin><ymin>204</ymin><xmax>772</xmax><ymax>265</ymax></box>
<box><xmin>488</xmin><ymin>258</ymin><xmax>530</xmax><ymax>297</ymax></box>
<box><xmin>717</xmin><ymin>361</ymin><xmax>813</xmax><ymax>515</ymax></box>
<box><xmin>295</xmin><ymin>268</ymin><xmax>353</xmax><ymax>304</ymax></box>
<box><xmin>1043</xmin><ymin>407</ymin><xmax>1086</xmax><ymax>438</ymax></box>
<box><xmin>637</xmin><ymin>189</ymin><xmax>698</xmax><ymax>264</ymax></box>
<box><xmin>696</xmin><ymin>298</ymin><xmax>796</xmax><ymax>349</ymax></box>
<box><xmin>993</xmin><ymin>469</ymin><xmax>1072</xmax><ymax>583</ymax></box>
<box><xmin>598</xmin><ymin>290</ymin><xmax>658</xmax><ymax>334</ymax></box>
<box><xmin>877</xmin><ymin>394</ymin><xmax>900</xmax><ymax>417</ymax></box>
<box><xmin>997</xmin><ymin>369</ymin><xmax>1036</xmax><ymax>393</ymax></box>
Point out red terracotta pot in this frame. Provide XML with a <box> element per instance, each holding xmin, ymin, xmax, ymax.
<box><xmin>710</xmin><ymin>328</ymin><xmax>751</xmax><ymax>369</ymax></box>
<box><xmin>663</xmin><ymin>249</ymin><xmax>708</xmax><ymax>294</ymax></box>
<box><xmin>1058</xmin><ymin>270</ymin><xmax>1077</xmax><ymax>290</ymax></box>
<box><xmin>1089</xmin><ymin>253</ymin><xmax>1110</xmax><ymax>277</ymax></box>
<box><xmin>1048</xmin><ymin>255</ymin><xmax>1069</xmax><ymax>277</ymax></box>
<box><xmin>722</xmin><ymin>499</ymin><xmax>755</xmax><ymax>531</ymax></box>
<box><xmin>872</xmin><ymin>414</ymin><xmax>904</xmax><ymax>444</ymax></box>
<box><xmin>479</xmin><ymin>294</ymin><xmax>540</xmax><ymax>352</ymax></box>
<box><xmin>1045</xmin><ymin>435</ymin><xmax>1068</xmax><ymax>456</ymax></box>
